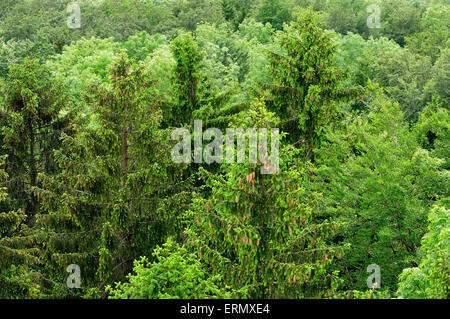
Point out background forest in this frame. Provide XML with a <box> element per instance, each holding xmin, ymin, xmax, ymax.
<box><xmin>0</xmin><ymin>0</ymin><xmax>448</xmax><ymax>299</ymax></box>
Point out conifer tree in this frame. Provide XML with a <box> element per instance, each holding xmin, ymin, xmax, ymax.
<box><xmin>170</xmin><ymin>33</ymin><xmax>206</xmax><ymax>126</ymax></box>
<box><xmin>187</xmin><ymin>100</ymin><xmax>344</xmax><ymax>298</ymax></box>
<box><xmin>0</xmin><ymin>58</ymin><xmax>70</xmax><ymax>218</ymax></box>
<box><xmin>37</xmin><ymin>53</ymin><xmax>190</xmax><ymax>296</ymax></box>
<box><xmin>0</xmin><ymin>155</ymin><xmax>41</xmax><ymax>298</ymax></box>
<box><xmin>265</xmin><ymin>8</ymin><xmax>360</xmax><ymax>157</ymax></box>
<box><xmin>0</xmin><ymin>58</ymin><xmax>71</xmax><ymax>297</ymax></box>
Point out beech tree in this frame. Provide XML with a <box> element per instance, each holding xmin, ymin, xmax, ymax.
<box><xmin>313</xmin><ymin>86</ymin><xmax>448</xmax><ymax>291</ymax></box>
<box><xmin>398</xmin><ymin>204</ymin><xmax>449</xmax><ymax>299</ymax></box>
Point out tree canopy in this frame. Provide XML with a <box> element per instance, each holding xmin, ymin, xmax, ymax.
<box><xmin>0</xmin><ymin>0</ymin><xmax>448</xmax><ymax>300</ymax></box>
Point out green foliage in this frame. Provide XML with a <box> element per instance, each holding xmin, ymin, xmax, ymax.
<box><xmin>266</xmin><ymin>8</ymin><xmax>360</xmax><ymax>154</ymax></box>
<box><xmin>332</xmin><ymin>288</ymin><xmax>392</xmax><ymax>299</ymax></box>
<box><xmin>187</xmin><ymin>100</ymin><xmax>343</xmax><ymax>298</ymax></box>
<box><xmin>170</xmin><ymin>33</ymin><xmax>205</xmax><ymax>125</ymax></box>
<box><xmin>314</xmin><ymin>85</ymin><xmax>448</xmax><ymax>291</ymax></box>
<box><xmin>406</xmin><ymin>4</ymin><xmax>450</xmax><ymax>61</ymax></box>
<box><xmin>335</xmin><ymin>32</ymin><xmax>447</xmax><ymax>121</ymax></box>
<box><xmin>377</xmin><ymin>0</ymin><xmax>423</xmax><ymax>47</ymax></box>
<box><xmin>0</xmin><ymin>37</ymin><xmax>55</xmax><ymax>78</ymax></box>
<box><xmin>334</xmin><ymin>33</ymin><xmax>402</xmax><ymax>87</ymax></box>
<box><xmin>0</xmin><ymin>0</ymin><xmax>448</xmax><ymax>300</ymax></box>
<box><xmin>424</xmin><ymin>48</ymin><xmax>450</xmax><ymax>107</ymax></box>
<box><xmin>222</xmin><ymin>0</ymin><xmax>257</xmax><ymax>30</ymax></box>
<box><xmin>0</xmin><ymin>58</ymin><xmax>72</xmax><ymax>298</ymax></box>
<box><xmin>238</xmin><ymin>18</ymin><xmax>274</xmax><ymax>45</ymax></box>
<box><xmin>36</xmin><ymin>53</ymin><xmax>188</xmax><ymax>296</ymax></box>
<box><xmin>364</xmin><ymin>48</ymin><xmax>433</xmax><ymax>122</ymax></box>
<box><xmin>0</xmin><ymin>0</ymin><xmax>72</xmax><ymax>52</ymax></box>
<box><xmin>398</xmin><ymin>204</ymin><xmax>449</xmax><ymax>298</ymax></box>
<box><xmin>296</xmin><ymin>0</ymin><xmax>425</xmax><ymax>46</ymax></box>
<box><xmin>0</xmin><ymin>155</ymin><xmax>41</xmax><ymax>298</ymax></box>
<box><xmin>106</xmin><ymin>238</ymin><xmax>233</xmax><ymax>298</ymax></box>
<box><xmin>171</xmin><ymin>0</ymin><xmax>225</xmax><ymax>32</ymax></box>
<box><xmin>195</xmin><ymin>24</ymin><xmax>241</xmax><ymax>95</ymax></box>
<box><xmin>0</xmin><ymin>58</ymin><xmax>70</xmax><ymax>216</ymax></box>
<box><xmin>123</xmin><ymin>31</ymin><xmax>168</xmax><ymax>62</ymax></box>
<box><xmin>47</xmin><ymin>37</ymin><xmax>120</xmax><ymax>116</ymax></box>
<box><xmin>414</xmin><ymin>96</ymin><xmax>450</xmax><ymax>169</ymax></box>
<box><xmin>256</xmin><ymin>0</ymin><xmax>292</xmax><ymax>30</ymax></box>
<box><xmin>142</xmin><ymin>44</ymin><xmax>176</xmax><ymax>126</ymax></box>
<box><xmin>323</xmin><ymin>0</ymin><xmax>369</xmax><ymax>37</ymax></box>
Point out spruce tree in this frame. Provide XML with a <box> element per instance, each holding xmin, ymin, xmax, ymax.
<box><xmin>170</xmin><ymin>33</ymin><xmax>205</xmax><ymax>126</ymax></box>
<box><xmin>265</xmin><ymin>8</ymin><xmax>360</xmax><ymax>157</ymax></box>
<box><xmin>37</xmin><ymin>54</ymin><xmax>190</xmax><ymax>297</ymax></box>
<box><xmin>187</xmin><ymin>100</ymin><xmax>344</xmax><ymax>298</ymax></box>
<box><xmin>0</xmin><ymin>155</ymin><xmax>40</xmax><ymax>298</ymax></box>
<box><xmin>0</xmin><ymin>58</ymin><xmax>70</xmax><ymax>219</ymax></box>
<box><xmin>0</xmin><ymin>58</ymin><xmax>71</xmax><ymax>297</ymax></box>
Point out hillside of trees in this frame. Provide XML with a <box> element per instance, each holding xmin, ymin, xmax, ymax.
<box><xmin>0</xmin><ymin>0</ymin><xmax>448</xmax><ymax>299</ymax></box>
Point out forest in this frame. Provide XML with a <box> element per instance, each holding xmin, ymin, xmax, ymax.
<box><xmin>0</xmin><ymin>0</ymin><xmax>448</xmax><ymax>299</ymax></box>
